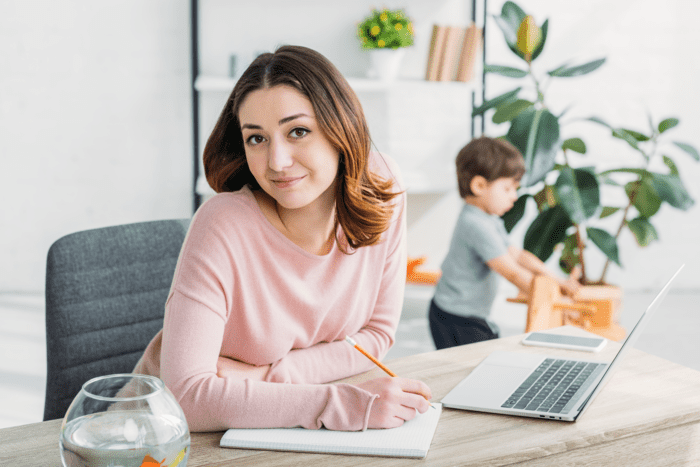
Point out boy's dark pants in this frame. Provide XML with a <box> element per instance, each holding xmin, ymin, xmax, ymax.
<box><xmin>428</xmin><ymin>299</ymin><xmax>499</xmax><ymax>350</ymax></box>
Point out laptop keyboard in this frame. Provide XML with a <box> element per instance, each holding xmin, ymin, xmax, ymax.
<box><xmin>501</xmin><ymin>358</ymin><xmax>606</xmax><ymax>414</ymax></box>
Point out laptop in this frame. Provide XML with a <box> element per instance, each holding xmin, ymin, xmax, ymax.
<box><xmin>441</xmin><ymin>265</ymin><xmax>684</xmax><ymax>421</ymax></box>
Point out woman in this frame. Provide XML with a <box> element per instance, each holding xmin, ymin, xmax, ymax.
<box><xmin>134</xmin><ymin>45</ymin><xmax>431</xmax><ymax>432</ymax></box>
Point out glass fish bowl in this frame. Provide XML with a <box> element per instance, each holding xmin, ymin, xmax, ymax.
<box><xmin>60</xmin><ymin>374</ymin><xmax>190</xmax><ymax>467</ymax></box>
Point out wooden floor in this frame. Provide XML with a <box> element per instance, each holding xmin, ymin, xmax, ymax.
<box><xmin>2</xmin><ymin>287</ymin><xmax>699</xmax><ymax>429</ymax></box>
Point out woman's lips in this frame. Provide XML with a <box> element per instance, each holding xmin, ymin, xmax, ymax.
<box><xmin>271</xmin><ymin>176</ymin><xmax>305</xmax><ymax>189</ymax></box>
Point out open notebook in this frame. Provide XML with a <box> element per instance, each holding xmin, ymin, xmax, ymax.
<box><xmin>220</xmin><ymin>403</ymin><xmax>442</xmax><ymax>458</ymax></box>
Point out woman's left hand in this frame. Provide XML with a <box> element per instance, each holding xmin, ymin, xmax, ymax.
<box><xmin>216</xmin><ymin>356</ymin><xmax>271</xmax><ymax>381</ymax></box>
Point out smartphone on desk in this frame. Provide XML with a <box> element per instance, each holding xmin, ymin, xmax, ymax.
<box><xmin>521</xmin><ymin>332</ymin><xmax>607</xmax><ymax>352</ymax></box>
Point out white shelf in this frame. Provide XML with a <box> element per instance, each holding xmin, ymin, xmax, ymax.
<box><xmin>195</xmin><ymin>75</ymin><xmax>477</xmax><ymax>94</ymax></box>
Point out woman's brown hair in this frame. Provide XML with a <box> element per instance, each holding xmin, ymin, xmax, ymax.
<box><xmin>203</xmin><ymin>45</ymin><xmax>401</xmax><ymax>253</ymax></box>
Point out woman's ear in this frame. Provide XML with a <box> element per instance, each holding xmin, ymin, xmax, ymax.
<box><xmin>470</xmin><ymin>175</ymin><xmax>488</xmax><ymax>196</ymax></box>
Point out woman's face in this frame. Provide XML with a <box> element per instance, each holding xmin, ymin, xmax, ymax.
<box><xmin>238</xmin><ymin>85</ymin><xmax>340</xmax><ymax>213</ymax></box>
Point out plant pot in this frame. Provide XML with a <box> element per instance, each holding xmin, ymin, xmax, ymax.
<box><xmin>367</xmin><ymin>48</ymin><xmax>406</xmax><ymax>81</ymax></box>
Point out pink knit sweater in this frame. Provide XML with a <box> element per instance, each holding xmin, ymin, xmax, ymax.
<box><xmin>134</xmin><ymin>154</ymin><xmax>406</xmax><ymax>432</ymax></box>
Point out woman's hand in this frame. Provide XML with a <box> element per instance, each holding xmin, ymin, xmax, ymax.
<box><xmin>216</xmin><ymin>356</ymin><xmax>271</xmax><ymax>381</ymax></box>
<box><xmin>355</xmin><ymin>377</ymin><xmax>433</xmax><ymax>429</ymax></box>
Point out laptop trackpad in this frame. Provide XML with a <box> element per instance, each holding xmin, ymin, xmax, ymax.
<box><xmin>444</xmin><ymin>363</ymin><xmax>532</xmax><ymax>408</ymax></box>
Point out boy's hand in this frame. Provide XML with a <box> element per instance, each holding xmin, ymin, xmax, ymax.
<box><xmin>559</xmin><ymin>266</ymin><xmax>581</xmax><ymax>297</ymax></box>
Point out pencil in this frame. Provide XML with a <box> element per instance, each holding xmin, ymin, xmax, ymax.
<box><xmin>345</xmin><ymin>335</ymin><xmax>434</xmax><ymax>408</ymax></box>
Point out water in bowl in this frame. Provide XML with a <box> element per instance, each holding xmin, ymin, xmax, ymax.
<box><xmin>60</xmin><ymin>410</ymin><xmax>189</xmax><ymax>467</ymax></box>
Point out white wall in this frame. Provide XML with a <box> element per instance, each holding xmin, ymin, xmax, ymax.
<box><xmin>3</xmin><ymin>0</ymin><xmax>698</xmax><ymax>293</ymax></box>
<box><xmin>0</xmin><ymin>1</ymin><xmax>193</xmax><ymax>292</ymax></box>
<box><xmin>483</xmin><ymin>0</ymin><xmax>700</xmax><ymax>291</ymax></box>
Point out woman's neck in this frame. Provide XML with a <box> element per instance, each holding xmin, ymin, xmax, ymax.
<box><xmin>253</xmin><ymin>187</ymin><xmax>337</xmax><ymax>256</ymax></box>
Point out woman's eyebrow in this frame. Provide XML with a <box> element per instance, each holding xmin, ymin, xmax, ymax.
<box><xmin>278</xmin><ymin>113</ymin><xmax>310</xmax><ymax>125</ymax></box>
<box><xmin>241</xmin><ymin>113</ymin><xmax>311</xmax><ymax>131</ymax></box>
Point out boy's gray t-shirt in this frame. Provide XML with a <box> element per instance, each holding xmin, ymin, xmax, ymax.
<box><xmin>433</xmin><ymin>203</ymin><xmax>510</xmax><ymax>331</ymax></box>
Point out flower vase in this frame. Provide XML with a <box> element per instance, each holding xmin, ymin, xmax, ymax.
<box><xmin>367</xmin><ymin>48</ymin><xmax>406</xmax><ymax>82</ymax></box>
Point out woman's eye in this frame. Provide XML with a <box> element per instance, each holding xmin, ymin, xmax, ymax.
<box><xmin>290</xmin><ymin>128</ymin><xmax>309</xmax><ymax>139</ymax></box>
<box><xmin>246</xmin><ymin>135</ymin><xmax>265</xmax><ymax>146</ymax></box>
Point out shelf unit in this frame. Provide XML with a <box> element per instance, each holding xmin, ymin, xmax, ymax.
<box><xmin>188</xmin><ymin>0</ymin><xmax>489</xmax><ymax>210</ymax></box>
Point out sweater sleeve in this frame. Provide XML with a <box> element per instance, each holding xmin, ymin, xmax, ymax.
<box><xmin>160</xmin><ymin>291</ymin><xmax>378</xmax><ymax>432</ymax></box>
<box><xmin>265</xmin><ymin>156</ymin><xmax>408</xmax><ymax>385</ymax></box>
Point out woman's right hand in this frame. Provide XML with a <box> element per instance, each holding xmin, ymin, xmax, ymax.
<box><xmin>355</xmin><ymin>377</ymin><xmax>433</xmax><ymax>429</ymax></box>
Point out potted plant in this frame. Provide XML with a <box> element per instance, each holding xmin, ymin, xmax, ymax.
<box><xmin>357</xmin><ymin>8</ymin><xmax>414</xmax><ymax>81</ymax></box>
<box><xmin>473</xmin><ymin>1</ymin><xmax>699</xmax><ymax>287</ymax></box>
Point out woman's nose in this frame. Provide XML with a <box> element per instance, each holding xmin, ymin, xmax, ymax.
<box><xmin>267</xmin><ymin>138</ymin><xmax>294</xmax><ymax>172</ymax></box>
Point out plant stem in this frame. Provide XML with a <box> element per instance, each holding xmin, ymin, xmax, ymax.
<box><xmin>597</xmin><ymin>142</ymin><xmax>654</xmax><ymax>283</ymax></box>
<box><xmin>575</xmin><ymin>226</ymin><xmax>587</xmax><ymax>284</ymax></box>
<box><xmin>598</xmin><ymin>178</ymin><xmax>643</xmax><ymax>283</ymax></box>
<box><xmin>528</xmin><ymin>62</ymin><xmax>545</xmax><ymax>106</ymax></box>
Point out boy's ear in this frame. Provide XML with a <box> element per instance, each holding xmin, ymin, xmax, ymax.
<box><xmin>470</xmin><ymin>175</ymin><xmax>489</xmax><ymax>196</ymax></box>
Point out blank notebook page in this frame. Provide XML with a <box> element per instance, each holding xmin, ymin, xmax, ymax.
<box><xmin>220</xmin><ymin>403</ymin><xmax>442</xmax><ymax>459</ymax></box>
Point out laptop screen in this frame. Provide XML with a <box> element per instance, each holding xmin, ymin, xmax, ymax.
<box><xmin>574</xmin><ymin>264</ymin><xmax>684</xmax><ymax>418</ymax></box>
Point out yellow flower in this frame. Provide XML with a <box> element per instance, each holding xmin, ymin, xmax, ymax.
<box><xmin>380</xmin><ymin>12</ymin><xmax>388</xmax><ymax>22</ymax></box>
<box><xmin>395</xmin><ymin>23</ymin><xmax>403</xmax><ymax>31</ymax></box>
<box><xmin>371</xmin><ymin>25</ymin><xmax>381</xmax><ymax>36</ymax></box>
<box><xmin>408</xmin><ymin>22</ymin><xmax>413</xmax><ymax>35</ymax></box>
<box><xmin>378</xmin><ymin>39</ymin><xmax>386</xmax><ymax>47</ymax></box>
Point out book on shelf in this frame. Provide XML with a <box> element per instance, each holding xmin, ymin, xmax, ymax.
<box><xmin>425</xmin><ymin>25</ymin><xmax>448</xmax><ymax>81</ymax></box>
<box><xmin>424</xmin><ymin>23</ymin><xmax>482</xmax><ymax>83</ymax></box>
<box><xmin>455</xmin><ymin>23</ymin><xmax>482</xmax><ymax>82</ymax></box>
<box><xmin>437</xmin><ymin>25</ymin><xmax>464</xmax><ymax>81</ymax></box>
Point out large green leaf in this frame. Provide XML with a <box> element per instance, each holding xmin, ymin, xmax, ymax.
<box><xmin>502</xmin><ymin>194</ymin><xmax>530</xmax><ymax>233</ymax></box>
<box><xmin>493</xmin><ymin>2</ymin><xmax>527</xmax><ymax>59</ymax></box>
<box><xmin>625</xmin><ymin>179</ymin><xmax>661</xmax><ymax>218</ymax></box>
<box><xmin>599</xmin><ymin>206</ymin><xmax>621</xmax><ymax>219</ymax></box>
<box><xmin>506</xmin><ymin>107</ymin><xmax>560</xmax><ymax>187</ymax></box>
<box><xmin>547</xmin><ymin>58</ymin><xmax>606</xmax><ymax>77</ymax></box>
<box><xmin>555</xmin><ymin>167</ymin><xmax>600</xmax><ymax>224</ymax></box>
<box><xmin>658</xmin><ymin>118</ymin><xmax>679</xmax><ymax>134</ymax></box>
<box><xmin>612</xmin><ymin>128</ymin><xmax>640</xmax><ymax>150</ymax></box>
<box><xmin>484</xmin><ymin>64</ymin><xmax>528</xmax><ymax>78</ymax></box>
<box><xmin>672</xmin><ymin>141</ymin><xmax>700</xmax><ymax>161</ymax></box>
<box><xmin>620</xmin><ymin>128</ymin><xmax>650</xmax><ymax>142</ymax></box>
<box><xmin>663</xmin><ymin>155</ymin><xmax>679</xmax><ymax>175</ymax></box>
<box><xmin>587</xmin><ymin>227</ymin><xmax>621</xmax><ymax>266</ymax></box>
<box><xmin>472</xmin><ymin>88</ymin><xmax>521</xmax><ymax>117</ymax></box>
<box><xmin>559</xmin><ymin>233</ymin><xmax>581</xmax><ymax>273</ymax></box>
<box><xmin>524</xmin><ymin>205</ymin><xmax>572</xmax><ymax>262</ymax></box>
<box><xmin>562</xmin><ymin>137</ymin><xmax>586</xmax><ymax>154</ymax></box>
<box><xmin>648</xmin><ymin>173</ymin><xmax>695</xmax><ymax>210</ymax></box>
<box><xmin>627</xmin><ymin>217</ymin><xmax>659</xmax><ymax>247</ymax></box>
<box><xmin>492</xmin><ymin>99</ymin><xmax>534</xmax><ymax>124</ymax></box>
<box><xmin>530</xmin><ymin>19</ymin><xmax>549</xmax><ymax>62</ymax></box>
<box><xmin>599</xmin><ymin>167</ymin><xmax>648</xmax><ymax>177</ymax></box>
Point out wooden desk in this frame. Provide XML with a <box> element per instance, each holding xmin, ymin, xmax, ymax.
<box><xmin>2</xmin><ymin>326</ymin><xmax>700</xmax><ymax>466</ymax></box>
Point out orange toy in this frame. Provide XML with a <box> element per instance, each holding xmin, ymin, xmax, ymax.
<box><xmin>407</xmin><ymin>256</ymin><xmax>442</xmax><ymax>286</ymax></box>
<box><xmin>508</xmin><ymin>275</ymin><xmax>626</xmax><ymax>341</ymax></box>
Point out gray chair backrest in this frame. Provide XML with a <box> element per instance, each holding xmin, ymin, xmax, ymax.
<box><xmin>43</xmin><ymin>218</ymin><xmax>190</xmax><ymax>421</ymax></box>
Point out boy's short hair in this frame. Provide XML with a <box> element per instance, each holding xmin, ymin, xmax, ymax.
<box><xmin>456</xmin><ymin>136</ymin><xmax>526</xmax><ymax>198</ymax></box>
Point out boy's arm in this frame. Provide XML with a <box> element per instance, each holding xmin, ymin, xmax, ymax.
<box><xmin>486</xmin><ymin>252</ymin><xmax>535</xmax><ymax>294</ymax></box>
<box><xmin>507</xmin><ymin>246</ymin><xmax>580</xmax><ymax>297</ymax></box>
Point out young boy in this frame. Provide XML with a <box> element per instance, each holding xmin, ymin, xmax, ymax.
<box><xmin>429</xmin><ymin>136</ymin><xmax>580</xmax><ymax>350</ymax></box>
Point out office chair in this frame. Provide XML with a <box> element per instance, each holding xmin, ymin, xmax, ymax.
<box><xmin>43</xmin><ymin>218</ymin><xmax>189</xmax><ymax>421</ymax></box>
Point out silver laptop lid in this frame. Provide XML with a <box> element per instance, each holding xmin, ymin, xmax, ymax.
<box><xmin>574</xmin><ymin>264</ymin><xmax>684</xmax><ymax>419</ymax></box>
